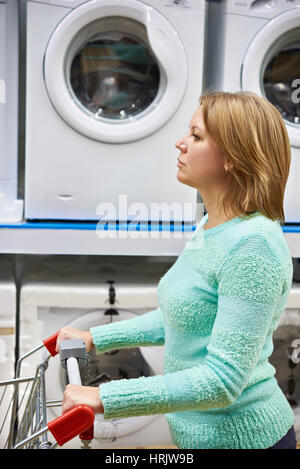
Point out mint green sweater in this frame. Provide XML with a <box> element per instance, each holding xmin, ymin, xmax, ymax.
<box><xmin>90</xmin><ymin>212</ymin><xmax>295</xmax><ymax>449</ymax></box>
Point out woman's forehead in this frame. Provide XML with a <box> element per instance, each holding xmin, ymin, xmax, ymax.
<box><xmin>189</xmin><ymin>107</ymin><xmax>205</xmax><ymax>131</ymax></box>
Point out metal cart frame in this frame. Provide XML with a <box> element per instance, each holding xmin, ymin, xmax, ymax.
<box><xmin>0</xmin><ymin>332</ymin><xmax>94</xmax><ymax>449</ymax></box>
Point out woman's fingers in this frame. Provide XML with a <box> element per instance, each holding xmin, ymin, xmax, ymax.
<box><xmin>62</xmin><ymin>384</ymin><xmax>104</xmax><ymax>414</ymax></box>
<box><xmin>55</xmin><ymin>326</ymin><xmax>93</xmax><ymax>353</ymax></box>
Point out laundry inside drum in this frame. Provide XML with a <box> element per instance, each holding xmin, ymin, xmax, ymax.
<box><xmin>69</xmin><ymin>17</ymin><xmax>160</xmax><ymax>120</ymax></box>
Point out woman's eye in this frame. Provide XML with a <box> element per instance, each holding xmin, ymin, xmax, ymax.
<box><xmin>192</xmin><ymin>134</ymin><xmax>200</xmax><ymax>141</ymax></box>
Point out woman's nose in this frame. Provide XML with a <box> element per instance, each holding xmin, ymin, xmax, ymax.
<box><xmin>175</xmin><ymin>139</ymin><xmax>187</xmax><ymax>152</ymax></box>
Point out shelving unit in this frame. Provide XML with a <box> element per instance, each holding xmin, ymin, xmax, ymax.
<box><xmin>0</xmin><ymin>220</ymin><xmax>195</xmax><ymax>256</ymax></box>
<box><xmin>282</xmin><ymin>226</ymin><xmax>300</xmax><ymax>258</ymax></box>
<box><xmin>0</xmin><ymin>220</ymin><xmax>299</xmax><ymax>257</ymax></box>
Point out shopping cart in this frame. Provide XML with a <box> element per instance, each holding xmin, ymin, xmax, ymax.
<box><xmin>0</xmin><ymin>332</ymin><xmax>95</xmax><ymax>449</ymax></box>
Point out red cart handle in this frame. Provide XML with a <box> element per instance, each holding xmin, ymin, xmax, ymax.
<box><xmin>43</xmin><ymin>333</ymin><xmax>95</xmax><ymax>445</ymax></box>
<box><xmin>80</xmin><ymin>425</ymin><xmax>94</xmax><ymax>442</ymax></box>
<box><xmin>43</xmin><ymin>331</ymin><xmax>59</xmax><ymax>357</ymax></box>
<box><xmin>48</xmin><ymin>405</ymin><xmax>94</xmax><ymax>447</ymax></box>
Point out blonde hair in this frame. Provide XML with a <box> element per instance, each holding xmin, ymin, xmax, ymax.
<box><xmin>199</xmin><ymin>91</ymin><xmax>291</xmax><ymax>225</ymax></box>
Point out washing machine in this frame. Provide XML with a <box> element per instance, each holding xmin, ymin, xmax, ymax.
<box><xmin>204</xmin><ymin>0</ymin><xmax>300</xmax><ymax>223</ymax></box>
<box><xmin>24</xmin><ymin>0</ymin><xmax>206</xmax><ymax>223</ymax></box>
<box><xmin>0</xmin><ymin>0</ymin><xmax>23</xmax><ymax>221</ymax></box>
<box><xmin>0</xmin><ymin>259</ymin><xmax>17</xmax><ymax>449</ymax></box>
<box><xmin>269</xmin><ymin>279</ymin><xmax>300</xmax><ymax>443</ymax></box>
<box><xmin>19</xmin><ymin>256</ymin><xmax>175</xmax><ymax>448</ymax></box>
<box><xmin>0</xmin><ymin>260</ymin><xmax>16</xmax><ymax>381</ymax></box>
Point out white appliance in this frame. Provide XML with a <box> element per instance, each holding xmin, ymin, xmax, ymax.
<box><xmin>0</xmin><ymin>0</ymin><xmax>23</xmax><ymax>221</ymax></box>
<box><xmin>204</xmin><ymin>0</ymin><xmax>300</xmax><ymax>223</ymax></box>
<box><xmin>0</xmin><ymin>260</ymin><xmax>16</xmax><ymax>381</ymax></box>
<box><xmin>19</xmin><ymin>257</ymin><xmax>175</xmax><ymax>449</ymax></box>
<box><xmin>270</xmin><ymin>280</ymin><xmax>300</xmax><ymax>442</ymax></box>
<box><xmin>24</xmin><ymin>0</ymin><xmax>206</xmax><ymax>223</ymax></box>
<box><xmin>0</xmin><ymin>260</ymin><xmax>17</xmax><ymax>449</ymax></box>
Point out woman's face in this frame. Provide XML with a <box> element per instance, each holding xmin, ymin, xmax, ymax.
<box><xmin>175</xmin><ymin>106</ymin><xmax>228</xmax><ymax>191</ymax></box>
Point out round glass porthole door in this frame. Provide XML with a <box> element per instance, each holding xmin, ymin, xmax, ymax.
<box><xmin>69</xmin><ymin>17</ymin><xmax>161</xmax><ymax>121</ymax></box>
<box><xmin>262</xmin><ymin>27</ymin><xmax>300</xmax><ymax>126</ymax></box>
<box><xmin>44</xmin><ymin>0</ymin><xmax>187</xmax><ymax>143</ymax></box>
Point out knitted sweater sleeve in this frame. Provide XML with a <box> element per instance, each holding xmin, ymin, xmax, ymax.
<box><xmin>89</xmin><ymin>307</ymin><xmax>165</xmax><ymax>353</ymax></box>
<box><xmin>98</xmin><ymin>235</ymin><xmax>289</xmax><ymax>419</ymax></box>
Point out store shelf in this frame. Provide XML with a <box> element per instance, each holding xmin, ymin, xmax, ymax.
<box><xmin>0</xmin><ymin>220</ymin><xmax>299</xmax><ymax>256</ymax></box>
<box><xmin>283</xmin><ymin>225</ymin><xmax>300</xmax><ymax>258</ymax></box>
<box><xmin>0</xmin><ymin>220</ymin><xmax>194</xmax><ymax>256</ymax></box>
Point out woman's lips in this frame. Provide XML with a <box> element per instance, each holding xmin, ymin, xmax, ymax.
<box><xmin>177</xmin><ymin>159</ymin><xmax>185</xmax><ymax>167</ymax></box>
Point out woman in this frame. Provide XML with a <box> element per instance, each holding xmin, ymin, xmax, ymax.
<box><xmin>56</xmin><ymin>91</ymin><xmax>296</xmax><ymax>449</ymax></box>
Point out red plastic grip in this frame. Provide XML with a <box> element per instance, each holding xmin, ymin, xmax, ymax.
<box><xmin>48</xmin><ymin>405</ymin><xmax>94</xmax><ymax>447</ymax></box>
<box><xmin>43</xmin><ymin>331</ymin><xmax>59</xmax><ymax>357</ymax></box>
<box><xmin>80</xmin><ymin>425</ymin><xmax>94</xmax><ymax>441</ymax></box>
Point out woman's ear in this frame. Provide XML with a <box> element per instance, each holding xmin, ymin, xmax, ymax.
<box><xmin>224</xmin><ymin>161</ymin><xmax>233</xmax><ymax>172</ymax></box>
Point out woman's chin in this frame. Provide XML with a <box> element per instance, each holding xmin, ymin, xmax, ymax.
<box><xmin>176</xmin><ymin>170</ymin><xmax>187</xmax><ymax>184</ymax></box>
<box><xmin>177</xmin><ymin>172</ymin><xmax>193</xmax><ymax>187</ymax></box>
<box><xmin>176</xmin><ymin>173</ymin><xmax>198</xmax><ymax>190</ymax></box>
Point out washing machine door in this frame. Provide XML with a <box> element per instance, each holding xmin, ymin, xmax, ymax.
<box><xmin>241</xmin><ymin>8</ymin><xmax>300</xmax><ymax>148</ymax></box>
<box><xmin>44</xmin><ymin>0</ymin><xmax>187</xmax><ymax>143</ymax></box>
<box><xmin>270</xmin><ymin>312</ymin><xmax>300</xmax><ymax>429</ymax></box>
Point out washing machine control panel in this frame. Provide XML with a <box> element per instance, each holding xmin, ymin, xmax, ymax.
<box><xmin>166</xmin><ymin>0</ymin><xmax>190</xmax><ymax>6</ymax></box>
<box><xmin>227</xmin><ymin>0</ymin><xmax>300</xmax><ymax>17</ymax></box>
<box><xmin>29</xmin><ymin>0</ymin><xmax>203</xmax><ymax>10</ymax></box>
<box><xmin>162</xmin><ymin>0</ymin><xmax>205</xmax><ymax>9</ymax></box>
<box><xmin>28</xmin><ymin>0</ymin><xmax>89</xmax><ymax>7</ymax></box>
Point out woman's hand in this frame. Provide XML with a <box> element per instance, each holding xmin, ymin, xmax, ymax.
<box><xmin>62</xmin><ymin>384</ymin><xmax>104</xmax><ymax>414</ymax></box>
<box><xmin>55</xmin><ymin>326</ymin><xmax>94</xmax><ymax>353</ymax></box>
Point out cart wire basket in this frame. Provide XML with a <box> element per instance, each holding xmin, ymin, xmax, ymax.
<box><xmin>0</xmin><ymin>332</ymin><xmax>94</xmax><ymax>449</ymax></box>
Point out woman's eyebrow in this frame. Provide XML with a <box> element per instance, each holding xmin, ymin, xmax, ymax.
<box><xmin>189</xmin><ymin>124</ymin><xmax>204</xmax><ymax>133</ymax></box>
